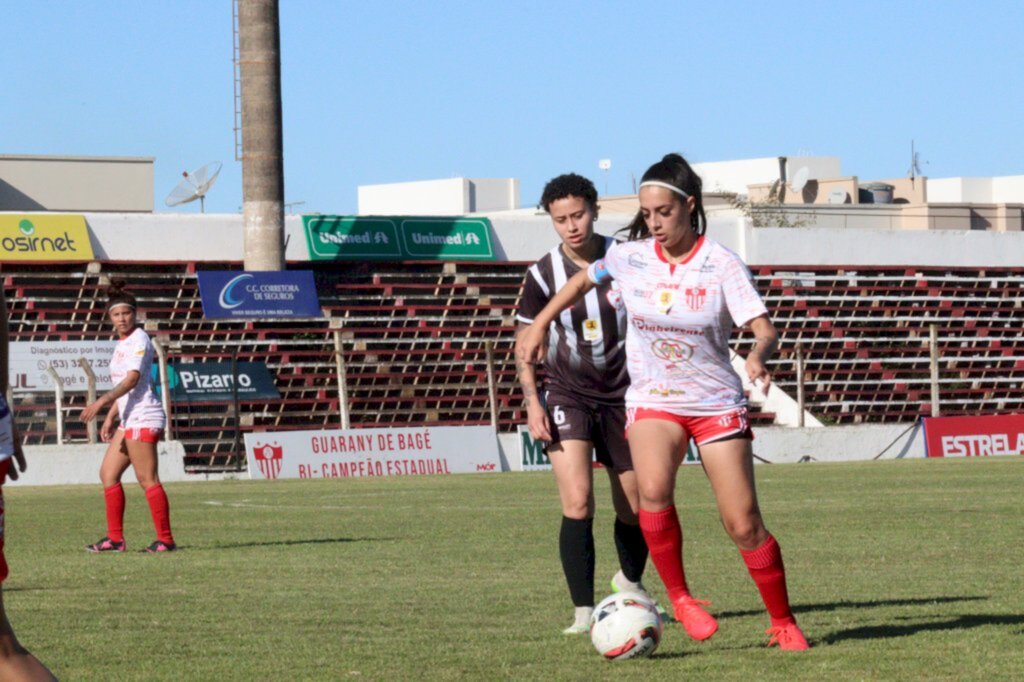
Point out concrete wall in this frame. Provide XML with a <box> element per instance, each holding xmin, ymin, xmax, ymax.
<box><xmin>497</xmin><ymin>422</ymin><xmax>924</xmax><ymax>471</ymax></box>
<box><xmin>358</xmin><ymin>177</ymin><xmax>519</xmax><ymax>215</ymax></box>
<box><xmin>694</xmin><ymin>156</ymin><xmax>842</xmax><ymax>194</ymax></box>
<box><xmin>0</xmin><ymin>155</ymin><xmax>154</xmax><ymax>212</ymax></box>
<box><xmin>929</xmin><ymin>175</ymin><xmax>1024</xmax><ymax>203</ymax></box>
<box><xmin>13</xmin><ymin>440</ymin><xmax>189</xmax><ymax>487</ymax></box>
<box><xmin>7</xmin><ymin>209</ymin><xmax>1021</xmax><ymax>265</ymax></box>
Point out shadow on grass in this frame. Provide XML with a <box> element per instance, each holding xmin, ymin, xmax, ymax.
<box><xmin>196</xmin><ymin>536</ymin><xmax>394</xmax><ymax>550</ymax></box>
<box><xmin>822</xmin><ymin>613</ymin><xmax>1024</xmax><ymax>644</ymax></box>
<box><xmin>717</xmin><ymin>595</ymin><xmax>987</xmax><ymax>619</ymax></box>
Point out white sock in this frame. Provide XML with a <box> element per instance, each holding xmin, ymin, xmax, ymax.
<box><xmin>612</xmin><ymin>569</ymin><xmax>645</xmax><ymax>593</ymax></box>
<box><xmin>574</xmin><ymin>606</ymin><xmax>594</xmax><ymax>626</ymax></box>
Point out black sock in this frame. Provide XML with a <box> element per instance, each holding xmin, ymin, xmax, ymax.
<box><xmin>614</xmin><ymin>517</ymin><xmax>648</xmax><ymax>584</ymax></box>
<box><xmin>559</xmin><ymin>516</ymin><xmax>595</xmax><ymax>607</ymax></box>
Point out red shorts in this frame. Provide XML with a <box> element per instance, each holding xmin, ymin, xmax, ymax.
<box><xmin>121</xmin><ymin>427</ymin><xmax>164</xmax><ymax>444</ymax></box>
<box><xmin>625</xmin><ymin>407</ymin><xmax>753</xmax><ymax>446</ymax></box>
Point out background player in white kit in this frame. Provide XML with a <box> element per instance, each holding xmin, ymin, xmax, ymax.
<box><xmin>516</xmin><ymin>174</ymin><xmax>666</xmax><ymax>634</ymax></box>
<box><xmin>81</xmin><ymin>280</ymin><xmax>176</xmax><ymax>553</ymax></box>
<box><xmin>518</xmin><ymin>154</ymin><xmax>808</xmax><ymax>650</ymax></box>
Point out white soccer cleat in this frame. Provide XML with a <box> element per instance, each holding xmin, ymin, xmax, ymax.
<box><xmin>562</xmin><ymin>606</ymin><xmax>594</xmax><ymax>635</ymax></box>
<box><xmin>610</xmin><ymin>570</ymin><xmax>675</xmax><ymax>623</ymax></box>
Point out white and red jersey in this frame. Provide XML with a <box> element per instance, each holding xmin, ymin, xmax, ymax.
<box><xmin>110</xmin><ymin>328</ymin><xmax>166</xmax><ymax>430</ymax></box>
<box><xmin>587</xmin><ymin>236</ymin><xmax>767</xmax><ymax>415</ymax></box>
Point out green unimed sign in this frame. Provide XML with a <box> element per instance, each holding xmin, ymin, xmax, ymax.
<box><xmin>303</xmin><ymin>215</ymin><xmax>495</xmax><ymax>261</ymax></box>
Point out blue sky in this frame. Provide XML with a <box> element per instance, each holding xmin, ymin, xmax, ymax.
<box><xmin>5</xmin><ymin>1</ymin><xmax>1022</xmax><ymax>214</ymax></box>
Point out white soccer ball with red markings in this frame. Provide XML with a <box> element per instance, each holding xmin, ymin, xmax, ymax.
<box><xmin>589</xmin><ymin>591</ymin><xmax>663</xmax><ymax>660</ymax></box>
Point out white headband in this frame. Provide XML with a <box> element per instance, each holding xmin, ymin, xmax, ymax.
<box><xmin>107</xmin><ymin>302</ymin><xmax>136</xmax><ymax>312</ymax></box>
<box><xmin>639</xmin><ymin>180</ymin><xmax>690</xmax><ymax>199</ymax></box>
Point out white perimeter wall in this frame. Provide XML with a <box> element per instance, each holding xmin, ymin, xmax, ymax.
<box><xmin>498</xmin><ymin>422</ymin><xmax>925</xmax><ymax>470</ymax></box>
<box><xmin>14</xmin><ymin>441</ymin><xmax>188</xmax><ymax>487</ymax></box>
<box><xmin>928</xmin><ymin>175</ymin><xmax>1024</xmax><ymax>203</ymax></box>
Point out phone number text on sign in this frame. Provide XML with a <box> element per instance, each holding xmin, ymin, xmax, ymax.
<box><xmin>10</xmin><ymin>341</ymin><xmax>117</xmax><ymax>393</ymax></box>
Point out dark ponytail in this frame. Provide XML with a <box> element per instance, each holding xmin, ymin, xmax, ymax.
<box><xmin>624</xmin><ymin>153</ymin><xmax>706</xmax><ymax>241</ymax></box>
<box><xmin>106</xmin><ymin>278</ymin><xmax>137</xmax><ymax>311</ymax></box>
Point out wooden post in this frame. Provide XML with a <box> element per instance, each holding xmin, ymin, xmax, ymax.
<box><xmin>46</xmin><ymin>365</ymin><xmax>64</xmax><ymax>445</ymax></box>
<box><xmin>333</xmin><ymin>327</ymin><xmax>350</xmax><ymax>430</ymax></box>
<box><xmin>485</xmin><ymin>341</ymin><xmax>499</xmax><ymax>429</ymax></box>
<box><xmin>77</xmin><ymin>357</ymin><xmax>98</xmax><ymax>443</ymax></box>
<box><xmin>795</xmin><ymin>343</ymin><xmax>805</xmax><ymax>428</ymax></box>
<box><xmin>929</xmin><ymin>323</ymin><xmax>940</xmax><ymax>417</ymax></box>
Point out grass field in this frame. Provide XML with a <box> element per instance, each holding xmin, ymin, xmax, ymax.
<box><xmin>5</xmin><ymin>457</ymin><xmax>1023</xmax><ymax>680</ymax></box>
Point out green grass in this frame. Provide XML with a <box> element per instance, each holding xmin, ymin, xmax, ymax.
<box><xmin>6</xmin><ymin>457</ymin><xmax>1024</xmax><ymax>680</ymax></box>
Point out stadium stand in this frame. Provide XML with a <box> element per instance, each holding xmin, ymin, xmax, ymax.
<box><xmin>5</xmin><ymin>260</ymin><xmax>1023</xmax><ymax>470</ymax></box>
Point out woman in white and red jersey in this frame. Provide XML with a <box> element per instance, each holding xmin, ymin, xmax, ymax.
<box><xmin>81</xmin><ymin>280</ymin><xmax>176</xmax><ymax>553</ymax></box>
<box><xmin>518</xmin><ymin>153</ymin><xmax>808</xmax><ymax>650</ymax></box>
<box><xmin>0</xmin><ymin>278</ymin><xmax>58</xmax><ymax>680</ymax></box>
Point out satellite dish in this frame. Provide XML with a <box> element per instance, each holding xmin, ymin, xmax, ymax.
<box><xmin>789</xmin><ymin>166</ymin><xmax>810</xmax><ymax>193</ymax></box>
<box><xmin>165</xmin><ymin>161</ymin><xmax>222</xmax><ymax>212</ymax></box>
<box><xmin>828</xmin><ymin>189</ymin><xmax>848</xmax><ymax>204</ymax></box>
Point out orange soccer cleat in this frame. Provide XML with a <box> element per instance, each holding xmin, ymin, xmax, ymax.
<box><xmin>766</xmin><ymin>622</ymin><xmax>809</xmax><ymax>651</ymax></box>
<box><xmin>672</xmin><ymin>595</ymin><xmax>718</xmax><ymax>641</ymax></box>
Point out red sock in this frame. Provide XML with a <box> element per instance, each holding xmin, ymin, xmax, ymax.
<box><xmin>740</xmin><ymin>534</ymin><xmax>795</xmax><ymax>626</ymax></box>
<box><xmin>104</xmin><ymin>483</ymin><xmax>126</xmax><ymax>543</ymax></box>
<box><xmin>638</xmin><ymin>506</ymin><xmax>691</xmax><ymax>603</ymax></box>
<box><xmin>144</xmin><ymin>484</ymin><xmax>174</xmax><ymax>545</ymax></box>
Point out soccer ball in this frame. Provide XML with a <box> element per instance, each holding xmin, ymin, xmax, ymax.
<box><xmin>589</xmin><ymin>591</ymin><xmax>663</xmax><ymax>660</ymax></box>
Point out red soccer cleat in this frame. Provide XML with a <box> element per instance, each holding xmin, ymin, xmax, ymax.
<box><xmin>672</xmin><ymin>595</ymin><xmax>719</xmax><ymax>641</ymax></box>
<box><xmin>766</xmin><ymin>622</ymin><xmax>810</xmax><ymax>651</ymax></box>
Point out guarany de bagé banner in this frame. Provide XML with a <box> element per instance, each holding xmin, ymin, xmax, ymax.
<box><xmin>302</xmin><ymin>215</ymin><xmax>495</xmax><ymax>261</ymax></box>
<box><xmin>923</xmin><ymin>414</ymin><xmax>1024</xmax><ymax>457</ymax></box>
<box><xmin>0</xmin><ymin>215</ymin><xmax>94</xmax><ymax>261</ymax></box>
<box><xmin>244</xmin><ymin>425</ymin><xmax>502</xmax><ymax>480</ymax></box>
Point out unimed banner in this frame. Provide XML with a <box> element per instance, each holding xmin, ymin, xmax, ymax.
<box><xmin>923</xmin><ymin>414</ymin><xmax>1024</xmax><ymax>457</ymax></box>
<box><xmin>244</xmin><ymin>425</ymin><xmax>501</xmax><ymax>480</ymax></box>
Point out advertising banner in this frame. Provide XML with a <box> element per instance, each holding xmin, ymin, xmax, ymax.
<box><xmin>9</xmin><ymin>341</ymin><xmax>117</xmax><ymax>393</ymax></box>
<box><xmin>0</xmin><ymin>214</ymin><xmax>94</xmax><ymax>261</ymax></box>
<box><xmin>923</xmin><ymin>414</ymin><xmax>1024</xmax><ymax>457</ymax></box>
<box><xmin>302</xmin><ymin>215</ymin><xmax>495</xmax><ymax>261</ymax></box>
<box><xmin>197</xmin><ymin>270</ymin><xmax>321</xmax><ymax>319</ymax></box>
<box><xmin>150</xmin><ymin>362</ymin><xmax>279</xmax><ymax>403</ymax></box>
<box><xmin>244</xmin><ymin>425</ymin><xmax>501</xmax><ymax>480</ymax></box>
<box><xmin>515</xmin><ymin>425</ymin><xmax>700</xmax><ymax>471</ymax></box>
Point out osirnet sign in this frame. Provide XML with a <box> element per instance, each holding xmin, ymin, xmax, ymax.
<box><xmin>244</xmin><ymin>425</ymin><xmax>501</xmax><ymax>480</ymax></box>
<box><xmin>0</xmin><ymin>215</ymin><xmax>94</xmax><ymax>261</ymax></box>
<box><xmin>302</xmin><ymin>215</ymin><xmax>495</xmax><ymax>261</ymax></box>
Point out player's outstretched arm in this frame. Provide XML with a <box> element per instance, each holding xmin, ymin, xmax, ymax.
<box><xmin>516</xmin><ymin>269</ymin><xmax>596</xmax><ymax>365</ymax></box>
<box><xmin>80</xmin><ymin>371</ymin><xmax>139</xmax><ymax>423</ymax></box>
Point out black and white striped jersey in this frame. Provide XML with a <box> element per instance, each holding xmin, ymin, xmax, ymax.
<box><xmin>516</xmin><ymin>236</ymin><xmax>628</xmax><ymax>402</ymax></box>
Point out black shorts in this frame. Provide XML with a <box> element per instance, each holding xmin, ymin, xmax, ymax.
<box><xmin>544</xmin><ymin>389</ymin><xmax>633</xmax><ymax>472</ymax></box>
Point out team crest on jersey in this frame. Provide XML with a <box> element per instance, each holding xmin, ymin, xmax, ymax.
<box><xmin>582</xmin><ymin>318</ymin><xmax>602</xmax><ymax>342</ymax></box>
<box><xmin>655</xmin><ymin>289</ymin><xmax>675</xmax><ymax>314</ymax></box>
<box><xmin>685</xmin><ymin>287</ymin><xmax>707</xmax><ymax>311</ymax></box>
